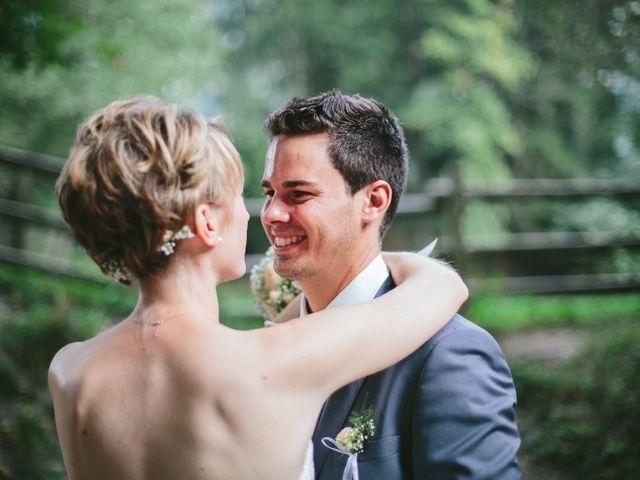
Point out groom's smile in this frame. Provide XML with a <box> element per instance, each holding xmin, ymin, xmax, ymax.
<box><xmin>273</xmin><ymin>235</ymin><xmax>306</xmax><ymax>249</ymax></box>
<box><xmin>260</xmin><ymin>133</ymin><xmax>361</xmax><ymax>283</ymax></box>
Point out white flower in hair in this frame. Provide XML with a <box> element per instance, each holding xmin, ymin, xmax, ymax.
<box><xmin>159</xmin><ymin>225</ymin><xmax>195</xmax><ymax>256</ymax></box>
<box><xmin>101</xmin><ymin>259</ymin><xmax>133</xmax><ymax>284</ymax></box>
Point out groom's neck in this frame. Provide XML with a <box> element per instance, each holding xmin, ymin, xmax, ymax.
<box><xmin>299</xmin><ymin>247</ymin><xmax>380</xmax><ymax>313</ymax></box>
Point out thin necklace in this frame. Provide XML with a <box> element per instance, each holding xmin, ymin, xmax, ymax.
<box><xmin>130</xmin><ymin>310</ymin><xmax>217</xmax><ymax>327</ymax></box>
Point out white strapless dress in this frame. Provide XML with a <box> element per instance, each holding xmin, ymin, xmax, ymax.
<box><xmin>299</xmin><ymin>441</ymin><xmax>314</xmax><ymax>480</ymax></box>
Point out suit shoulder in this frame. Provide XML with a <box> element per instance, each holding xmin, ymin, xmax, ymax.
<box><xmin>419</xmin><ymin>314</ymin><xmax>504</xmax><ymax>360</ymax></box>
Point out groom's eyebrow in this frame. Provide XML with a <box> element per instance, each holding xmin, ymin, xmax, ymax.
<box><xmin>260</xmin><ymin>179</ymin><xmax>318</xmax><ymax>189</ymax></box>
<box><xmin>283</xmin><ymin>180</ymin><xmax>318</xmax><ymax>188</ymax></box>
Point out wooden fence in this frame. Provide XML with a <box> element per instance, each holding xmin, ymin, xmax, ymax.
<box><xmin>1</xmin><ymin>144</ymin><xmax>639</xmax><ymax>294</ymax></box>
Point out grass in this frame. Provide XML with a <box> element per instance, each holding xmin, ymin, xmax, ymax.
<box><xmin>0</xmin><ymin>264</ymin><xmax>135</xmax><ymax>312</ymax></box>
<box><xmin>466</xmin><ymin>293</ymin><xmax>640</xmax><ymax>332</ymax></box>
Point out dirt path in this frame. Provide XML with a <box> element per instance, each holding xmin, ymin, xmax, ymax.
<box><xmin>497</xmin><ymin>328</ymin><xmax>588</xmax><ymax>364</ymax></box>
<box><xmin>495</xmin><ymin>328</ymin><xmax>588</xmax><ymax>480</ymax></box>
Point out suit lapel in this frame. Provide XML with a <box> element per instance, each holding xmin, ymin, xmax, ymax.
<box><xmin>312</xmin><ymin>274</ymin><xmax>395</xmax><ymax>476</ymax></box>
<box><xmin>313</xmin><ymin>378</ymin><xmax>366</xmax><ymax>475</ymax></box>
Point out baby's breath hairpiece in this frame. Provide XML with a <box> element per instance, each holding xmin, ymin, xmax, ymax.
<box><xmin>101</xmin><ymin>258</ymin><xmax>133</xmax><ymax>284</ymax></box>
<box><xmin>98</xmin><ymin>225</ymin><xmax>196</xmax><ymax>285</ymax></box>
<box><xmin>159</xmin><ymin>225</ymin><xmax>195</xmax><ymax>256</ymax></box>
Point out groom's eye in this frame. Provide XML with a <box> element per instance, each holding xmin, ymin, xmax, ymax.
<box><xmin>291</xmin><ymin>190</ymin><xmax>312</xmax><ymax>200</ymax></box>
<box><xmin>262</xmin><ymin>189</ymin><xmax>274</xmax><ymax>197</ymax></box>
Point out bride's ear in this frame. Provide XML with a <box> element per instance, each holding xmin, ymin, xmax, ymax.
<box><xmin>193</xmin><ymin>203</ymin><xmax>224</xmax><ymax>247</ymax></box>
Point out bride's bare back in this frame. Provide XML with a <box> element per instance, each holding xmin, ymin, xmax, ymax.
<box><xmin>50</xmin><ymin>314</ymin><xmax>320</xmax><ymax>480</ymax></box>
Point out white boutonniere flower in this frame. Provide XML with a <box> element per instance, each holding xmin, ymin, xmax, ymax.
<box><xmin>335</xmin><ymin>406</ymin><xmax>376</xmax><ymax>454</ymax></box>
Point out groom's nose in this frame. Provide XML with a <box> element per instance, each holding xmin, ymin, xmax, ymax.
<box><xmin>261</xmin><ymin>196</ymin><xmax>290</xmax><ymax>224</ymax></box>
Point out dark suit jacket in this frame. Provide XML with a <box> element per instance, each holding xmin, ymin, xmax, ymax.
<box><xmin>312</xmin><ymin>276</ymin><xmax>521</xmax><ymax>479</ymax></box>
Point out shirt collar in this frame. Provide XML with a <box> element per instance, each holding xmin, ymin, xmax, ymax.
<box><xmin>299</xmin><ymin>254</ymin><xmax>388</xmax><ymax>316</ymax></box>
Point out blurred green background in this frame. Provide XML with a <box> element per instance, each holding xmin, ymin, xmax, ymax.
<box><xmin>1</xmin><ymin>0</ymin><xmax>639</xmax><ymax>479</ymax></box>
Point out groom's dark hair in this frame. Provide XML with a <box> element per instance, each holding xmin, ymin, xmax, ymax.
<box><xmin>264</xmin><ymin>90</ymin><xmax>408</xmax><ymax>238</ymax></box>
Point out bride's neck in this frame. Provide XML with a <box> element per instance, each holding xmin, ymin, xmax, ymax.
<box><xmin>135</xmin><ymin>253</ymin><xmax>220</xmax><ymax>321</ymax></box>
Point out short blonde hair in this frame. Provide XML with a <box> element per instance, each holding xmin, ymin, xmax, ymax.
<box><xmin>57</xmin><ymin>96</ymin><xmax>244</xmax><ymax>284</ymax></box>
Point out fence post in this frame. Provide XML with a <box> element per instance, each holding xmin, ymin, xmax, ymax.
<box><xmin>7</xmin><ymin>167</ymin><xmax>27</xmax><ymax>250</ymax></box>
<box><xmin>447</xmin><ymin>167</ymin><xmax>469</xmax><ymax>275</ymax></box>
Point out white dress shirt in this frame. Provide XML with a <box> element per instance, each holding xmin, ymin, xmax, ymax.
<box><xmin>299</xmin><ymin>254</ymin><xmax>389</xmax><ymax>317</ymax></box>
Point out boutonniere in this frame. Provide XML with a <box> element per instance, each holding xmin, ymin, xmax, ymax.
<box><xmin>335</xmin><ymin>405</ymin><xmax>376</xmax><ymax>454</ymax></box>
<box><xmin>321</xmin><ymin>406</ymin><xmax>376</xmax><ymax>480</ymax></box>
<box><xmin>249</xmin><ymin>247</ymin><xmax>301</xmax><ymax>325</ymax></box>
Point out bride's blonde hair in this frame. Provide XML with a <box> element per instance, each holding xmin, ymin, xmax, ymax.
<box><xmin>57</xmin><ymin>96</ymin><xmax>244</xmax><ymax>284</ymax></box>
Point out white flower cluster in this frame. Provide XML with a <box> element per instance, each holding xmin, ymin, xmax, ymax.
<box><xmin>335</xmin><ymin>406</ymin><xmax>376</xmax><ymax>455</ymax></box>
<box><xmin>249</xmin><ymin>247</ymin><xmax>301</xmax><ymax>321</ymax></box>
<box><xmin>100</xmin><ymin>225</ymin><xmax>198</xmax><ymax>284</ymax></box>
<box><xmin>101</xmin><ymin>258</ymin><xmax>133</xmax><ymax>284</ymax></box>
<box><xmin>159</xmin><ymin>225</ymin><xmax>195</xmax><ymax>256</ymax></box>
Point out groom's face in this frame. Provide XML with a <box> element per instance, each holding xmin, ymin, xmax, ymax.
<box><xmin>260</xmin><ymin>133</ymin><xmax>361</xmax><ymax>281</ymax></box>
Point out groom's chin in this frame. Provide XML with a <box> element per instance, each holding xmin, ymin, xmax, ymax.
<box><xmin>272</xmin><ymin>257</ymin><xmax>296</xmax><ymax>277</ymax></box>
<box><xmin>272</xmin><ymin>258</ymin><xmax>291</xmax><ymax>278</ymax></box>
<box><xmin>275</xmin><ymin>260</ymin><xmax>315</xmax><ymax>283</ymax></box>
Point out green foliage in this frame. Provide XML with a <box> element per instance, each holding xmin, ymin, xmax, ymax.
<box><xmin>0</xmin><ymin>0</ymin><xmax>84</xmax><ymax>70</ymax></box>
<box><xmin>0</xmin><ymin>266</ymin><xmax>130</xmax><ymax>478</ymax></box>
<box><xmin>468</xmin><ymin>293</ymin><xmax>640</xmax><ymax>331</ymax></box>
<box><xmin>552</xmin><ymin>198</ymin><xmax>640</xmax><ymax>234</ymax></box>
<box><xmin>0</xmin><ymin>0</ymin><xmax>222</xmax><ymax>157</ymax></box>
<box><xmin>213</xmin><ymin>0</ymin><xmax>533</xmax><ymax>191</ymax></box>
<box><xmin>461</xmin><ymin>200</ymin><xmax>511</xmax><ymax>237</ymax></box>
<box><xmin>611</xmin><ymin>248</ymin><xmax>640</xmax><ymax>278</ymax></box>
<box><xmin>513</xmin><ymin>0</ymin><xmax>640</xmax><ymax>178</ymax></box>
<box><xmin>403</xmin><ymin>0</ymin><xmax>534</xmax><ymax>184</ymax></box>
<box><xmin>513</xmin><ymin>324</ymin><xmax>640</xmax><ymax>479</ymax></box>
<box><xmin>0</xmin><ymin>264</ymin><xmax>134</xmax><ymax>310</ymax></box>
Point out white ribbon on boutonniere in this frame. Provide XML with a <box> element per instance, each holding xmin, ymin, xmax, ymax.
<box><xmin>321</xmin><ymin>436</ymin><xmax>360</xmax><ymax>480</ymax></box>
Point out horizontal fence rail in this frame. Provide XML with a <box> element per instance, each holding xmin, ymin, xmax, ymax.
<box><xmin>1</xmin><ymin>146</ymin><xmax>639</xmax><ymax>294</ymax></box>
<box><xmin>423</xmin><ymin>177</ymin><xmax>640</xmax><ymax>198</ymax></box>
<box><xmin>0</xmin><ymin>145</ymin><xmax>64</xmax><ymax>174</ymax></box>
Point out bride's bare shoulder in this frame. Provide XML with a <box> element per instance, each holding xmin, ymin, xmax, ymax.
<box><xmin>48</xmin><ymin>322</ymin><xmax>125</xmax><ymax>397</ymax></box>
<box><xmin>48</xmin><ymin>340</ymin><xmax>89</xmax><ymax>409</ymax></box>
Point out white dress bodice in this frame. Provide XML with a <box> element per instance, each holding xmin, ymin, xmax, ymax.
<box><xmin>299</xmin><ymin>441</ymin><xmax>314</xmax><ymax>480</ymax></box>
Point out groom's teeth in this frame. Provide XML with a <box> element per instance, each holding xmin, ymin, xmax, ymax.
<box><xmin>274</xmin><ymin>236</ymin><xmax>303</xmax><ymax>247</ymax></box>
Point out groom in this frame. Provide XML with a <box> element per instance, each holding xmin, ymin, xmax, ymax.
<box><xmin>260</xmin><ymin>90</ymin><xmax>521</xmax><ymax>479</ymax></box>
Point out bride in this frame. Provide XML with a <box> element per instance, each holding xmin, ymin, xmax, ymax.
<box><xmin>48</xmin><ymin>96</ymin><xmax>468</xmax><ymax>480</ymax></box>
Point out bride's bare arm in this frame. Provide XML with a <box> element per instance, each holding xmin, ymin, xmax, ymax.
<box><xmin>257</xmin><ymin>252</ymin><xmax>468</xmax><ymax>399</ymax></box>
<box><xmin>271</xmin><ymin>255</ymin><xmax>455</xmax><ymax>325</ymax></box>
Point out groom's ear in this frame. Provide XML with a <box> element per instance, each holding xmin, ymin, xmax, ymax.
<box><xmin>193</xmin><ymin>203</ymin><xmax>224</xmax><ymax>247</ymax></box>
<box><xmin>361</xmin><ymin>180</ymin><xmax>392</xmax><ymax>226</ymax></box>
